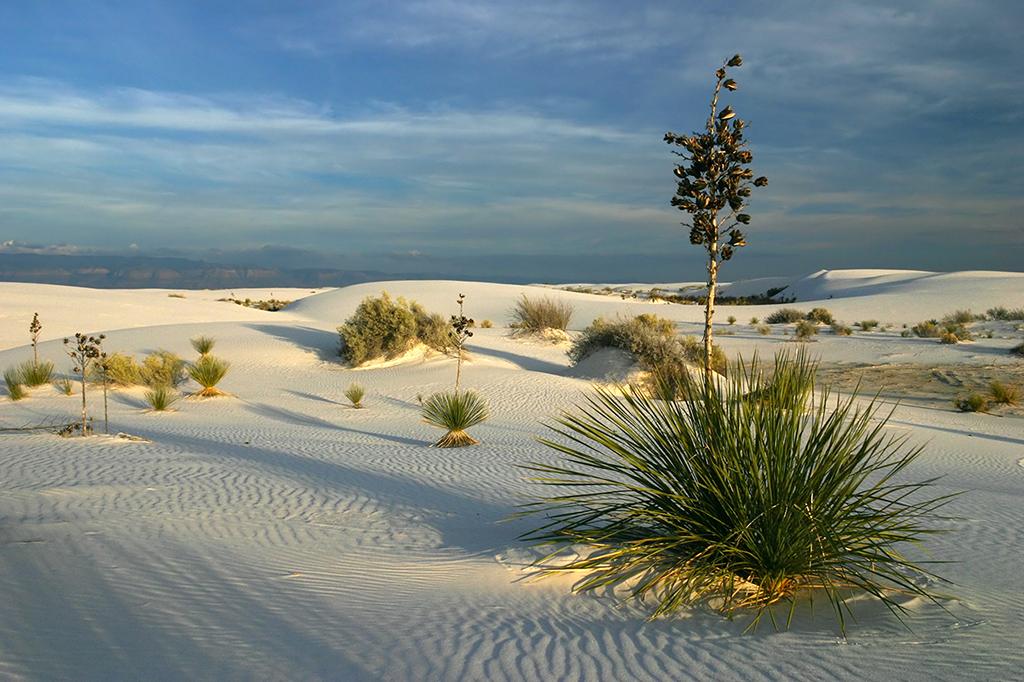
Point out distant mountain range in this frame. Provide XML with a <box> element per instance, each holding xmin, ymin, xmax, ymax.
<box><xmin>0</xmin><ymin>253</ymin><xmax>410</xmax><ymax>289</ymax></box>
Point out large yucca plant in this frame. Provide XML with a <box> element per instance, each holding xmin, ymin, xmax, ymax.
<box><xmin>421</xmin><ymin>390</ymin><xmax>489</xmax><ymax>447</ymax></box>
<box><xmin>17</xmin><ymin>359</ymin><xmax>55</xmax><ymax>387</ymax></box>
<box><xmin>518</xmin><ymin>352</ymin><xmax>956</xmax><ymax>634</ymax></box>
<box><xmin>187</xmin><ymin>354</ymin><xmax>231</xmax><ymax>398</ymax></box>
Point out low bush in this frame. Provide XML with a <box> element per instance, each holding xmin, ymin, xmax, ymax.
<box><xmin>480</xmin><ymin>319</ymin><xmax>493</xmax><ymax>329</ymax></box>
<box><xmin>939</xmin><ymin>332</ymin><xmax>959</xmax><ymax>345</ymax></box>
<box><xmin>140</xmin><ymin>350</ymin><xmax>187</xmax><ymax>388</ymax></box>
<box><xmin>942</xmin><ymin>309</ymin><xmax>977</xmax><ymax>325</ymax></box>
<box><xmin>187</xmin><ymin>355</ymin><xmax>230</xmax><ymax>398</ymax></box>
<box><xmin>421</xmin><ymin>390</ymin><xmax>489</xmax><ymax>447</ymax></box>
<box><xmin>912</xmin><ymin>321</ymin><xmax>942</xmax><ymax>338</ymax></box>
<box><xmin>749</xmin><ymin>317</ymin><xmax>759</xmax><ymax>325</ymax></box>
<box><xmin>4</xmin><ymin>368</ymin><xmax>27</xmax><ymax>401</ymax></box>
<box><xmin>144</xmin><ymin>384</ymin><xmax>180</xmax><ymax>411</ymax></box>
<box><xmin>337</xmin><ymin>293</ymin><xmax>452</xmax><ymax>366</ymax></box>
<box><xmin>988</xmin><ymin>380</ymin><xmax>1020</xmax><ymax>405</ymax></box>
<box><xmin>987</xmin><ymin>306</ymin><xmax>1024</xmax><ymax>321</ymax></box>
<box><xmin>807</xmin><ymin>307</ymin><xmax>834</xmax><ymax>325</ymax></box>
<box><xmin>953</xmin><ymin>394</ymin><xmax>988</xmax><ymax>412</ymax></box>
<box><xmin>857</xmin><ymin>320</ymin><xmax>880</xmax><ymax>332</ymax></box>
<box><xmin>17</xmin><ymin>359</ymin><xmax>55</xmax><ymax>387</ymax></box>
<box><xmin>756</xmin><ymin>325</ymin><xmax>771</xmax><ymax>335</ymax></box>
<box><xmin>519</xmin><ymin>350</ymin><xmax>954</xmax><ymax>633</ymax></box>
<box><xmin>510</xmin><ymin>295</ymin><xmax>574</xmax><ymax>332</ymax></box>
<box><xmin>98</xmin><ymin>352</ymin><xmax>143</xmax><ymax>386</ymax></box>
<box><xmin>830</xmin><ymin>321</ymin><xmax>853</xmax><ymax>336</ymax></box>
<box><xmin>765</xmin><ymin>308</ymin><xmax>804</xmax><ymax>324</ymax></box>
<box><xmin>794</xmin><ymin>320</ymin><xmax>818</xmax><ymax>341</ymax></box>
<box><xmin>727</xmin><ymin>316</ymin><xmax>736</xmax><ymax>325</ymax></box>
<box><xmin>344</xmin><ymin>382</ymin><xmax>365</xmax><ymax>408</ymax></box>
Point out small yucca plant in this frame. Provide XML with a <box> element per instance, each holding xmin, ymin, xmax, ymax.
<box><xmin>987</xmin><ymin>380</ymin><xmax>1020</xmax><ymax>406</ymax></box>
<box><xmin>18</xmin><ymin>359</ymin><xmax>55</xmax><ymax>387</ymax></box>
<box><xmin>190</xmin><ymin>335</ymin><xmax>217</xmax><ymax>356</ymax></box>
<box><xmin>421</xmin><ymin>390</ymin><xmax>488</xmax><ymax>447</ymax></box>
<box><xmin>144</xmin><ymin>384</ymin><xmax>180</xmax><ymax>411</ymax></box>
<box><xmin>953</xmin><ymin>394</ymin><xmax>988</xmax><ymax>412</ymax></box>
<box><xmin>187</xmin><ymin>355</ymin><xmax>231</xmax><ymax>398</ymax></box>
<box><xmin>519</xmin><ymin>351</ymin><xmax>956</xmax><ymax>634</ymax></box>
<box><xmin>54</xmin><ymin>374</ymin><xmax>75</xmax><ymax>396</ymax></box>
<box><xmin>344</xmin><ymin>382</ymin><xmax>366</xmax><ymax>408</ymax></box>
<box><xmin>5</xmin><ymin>368</ymin><xmax>27</xmax><ymax>401</ymax></box>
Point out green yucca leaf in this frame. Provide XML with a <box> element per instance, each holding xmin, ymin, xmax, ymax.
<box><xmin>421</xmin><ymin>390</ymin><xmax>488</xmax><ymax>447</ymax></box>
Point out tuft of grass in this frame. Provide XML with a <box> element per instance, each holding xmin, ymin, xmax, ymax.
<box><xmin>857</xmin><ymin>320</ymin><xmax>880</xmax><ymax>332</ymax></box>
<box><xmin>987</xmin><ymin>380</ymin><xmax>1020</xmax><ymax>405</ymax></box>
<box><xmin>144</xmin><ymin>384</ymin><xmax>180</xmax><ymax>411</ymax></box>
<box><xmin>480</xmin><ymin>319</ymin><xmax>493</xmax><ymax>329</ymax></box>
<box><xmin>807</xmin><ymin>307</ymin><xmax>834</xmax><ymax>325</ymax></box>
<box><xmin>912</xmin><ymin>321</ymin><xmax>941</xmax><ymax>338</ymax></box>
<box><xmin>190</xmin><ymin>335</ymin><xmax>217</xmax><ymax>356</ymax></box>
<box><xmin>17</xmin><ymin>359</ymin><xmax>55</xmax><ymax>387</ymax></box>
<box><xmin>518</xmin><ymin>351</ymin><xmax>956</xmax><ymax>634</ymax></box>
<box><xmin>187</xmin><ymin>355</ymin><xmax>231</xmax><ymax>398</ymax></box>
<box><xmin>987</xmin><ymin>306</ymin><xmax>1024</xmax><ymax>321</ymax></box>
<box><xmin>939</xmin><ymin>332</ymin><xmax>959</xmax><ymax>345</ymax></box>
<box><xmin>830</xmin><ymin>321</ymin><xmax>853</xmax><ymax>336</ymax></box>
<box><xmin>727</xmin><ymin>315</ymin><xmax>736</xmax><ymax>325</ymax></box>
<box><xmin>5</xmin><ymin>368</ymin><xmax>27</xmax><ymax>401</ymax></box>
<box><xmin>765</xmin><ymin>308</ymin><xmax>804</xmax><ymax>324</ymax></box>
<box><xmin>140</xmin><ymin>350</ymin><xmax>187</xmax><ymax>388</ymax></box>
<box><xmin>743</xmin><ymin>348</ymin><xmax>818</xmax><ymax>412</ymax></box>
<box><xmin>756</xmin><ymin>325</ymin><xmax>771</xmax><ymax>335</ymax></box>
<box><xmin>794</xmin><ymin>320</ymin><xmax>818</xmax><ymax>341</ymax></box>
<box><xmin>421</xmin><ymin>390</ymin><xmax>489</xmax><ymax>447</ymax></box>
<box><xmin>344</xmin><ymin>382</ymin><xmax>366</xmax><ymax>408</ymax></box>
<box><xmin>941</xmin><ymin>309</ymin><xmax>977</xmax><ymax>325</ymax></box>
<box><xmin>167</xmin><ymin>293</ymin><xmax>186</xmax><ymax>299</ymax></box>
<box><xmin>510</xmin><ymin>295</ymin><xmax>574</xmax><ymax>332</ymax></box>
<box><xmin>749</xmin><ymin>317</ymin><xmax>759</xmax><ymax>325</ymax></box>
<box><xmin>53</xmin><ymin>374</ymin><xmax>75</xmax><ymax>395</ymax></box>
<box><xmin>953</xmin><ymin>394</ymin><xmax>988</xmax><ymax>412</ymax></box>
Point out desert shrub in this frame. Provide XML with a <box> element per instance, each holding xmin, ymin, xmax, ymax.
<box><xmin>727</xmin><ymin>315</ymin><xmax>736</xmax><ymax>325</ymax></box>
<box><xmin>749</xmin><ymin>317</ymin><xmax>759</xmax><ymax>325</ymax></box>
<box><xmin>857</xmin><ymin>320</ymin><xmax>880</xmax><ymax>331</ymax></box>
<box><xmin>410</xmin><ymin>301</ymin><xmax>454</xmax><ymax>354</ymax></box>
<box><xmin>140</xmin><ymin>350</ymin><xmax>186</xmax><ymax>388</ymax></box>
<box><xmin>756</xmin><ymin>325</ymin><xmax>771</xmax><ymax>335</ymax></box>
<box><xmin>794</xmin><ymin>320</ymin><xmax>819</xmax><ymax>341</ymax></box>
<box><xmin>95</xmin><ymin>352</ymin><xmax>143</xmax><ymax>386</ymax></box>
<box><xmin>337</xmin><ymin>293</ymin><xmax>451</xmax><ymax>366</ymax></box>
<box><xmin>912</xmin><ymin>321</ymin><xmax>941</xmax><ymax>338</ymax></box>
<box><xmin>939</xmin><ymin>332</ymin><xmax>959</xmax><ymax>345</ymax></box>
<box><xmin>344</xmin><ymin>382</ymin><xmax>365</xmax><ymax>408</ymax></box>
<box><xmin>190</xmin><ymin>335</ymin><xmax>217</xmax><ymax>356</ymax></box>
<box><xmin>519</xmin><ymin>351</ymin><xmax>954</xmax><ymax>633</ymax></box>
<box><xmin>942</xmin><ymin>321</ymin><xmax>972</xmax><ymax>341</ymax></box>
<box><xmin>807</xmin><ymin>307</ymin><xmax>834</xmax><ymax>325</ymax></box>
<box><xmin>53</xmin><ymin>374</ymin><xmax>74</xmax><ymax>395</ymax></box>
<box><xmin>144</xmin><ymin>384</ymin><xmax>180</xmax><ymax>411</ymax></box>
<box><xmin>942</xmin><ymin>309</ymin><xmax>977</xmax><ymax>325</ymax></box>
<box><xmin>510</xmin><ymin>295</ymin><xmax>574</xmax><ymax>332</ymax></box>
<box><xmin>986</xmin><ymin>307</ymin><xmax>1024</xmax><ymax>321</ymax></box>
<box><xmin>765</xmin><ymin>308</ymin><xmax>804</xmax><ymax>324</ymax></box>
<box><xmin>421</xmin><ymin>390</ymin><xmax>489</xmax><ymax>447</ymax></box>
<box><xmin>187</xmin><ymin>355</ymin><xmax>230</xmax><ymax>398</ymax></box>
<box><xmin>953</xmin><ymin>394</ymin><xmax>987</xmax><ymax>412</ymax></box>
<box><xmin>480</xmin><ymin>319</ymin><xmax>493</xmax><ymax>329</ymax></box>
<box><xmin>17</xmin><ymin>359</ymin><xmax>55</xmax><ymax>387</ymax></box>
<box><xmin>5</xmin><ymin>368</ymin><xmax>27</xmax><ymax>401</ymax></box>
<box><xmin>987</xmin><ymin>380</ymin><xmax>1020</xmax><ymax>405</ymax></box>
<box><xmin>830</xmin><ymin>321</ymin><xmax>853</xmax><ymax>336</ymax></box>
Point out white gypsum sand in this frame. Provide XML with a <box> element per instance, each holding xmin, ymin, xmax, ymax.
<box><xmin>0</xmin><ymin>271</ymin><xmax>1022</xmax><ymax>681</ymax></box>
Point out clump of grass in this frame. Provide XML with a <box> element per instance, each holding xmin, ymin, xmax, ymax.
<box><xmin>337</xmin><ymin>292</ymin><xmax>452</xmax><ymax>366</ymax></box>
<box><xmin>941</xmin><ymin>309</ymin><xmax>977</xmax><ymax>325</ymax></box>
<box><xmin>510</xmin><ymin>295</ymin><xmax>574</xmax><ymax>332</ymax></box>
<box><xmin>749</xmin><ymin>317</ymin><xmax>759</xmax><ymax>325</ymax></box>
<box><xmin>857</xmin><ymin>320</ymin><xmax>880</xmax><ymax>332</ymax></box>
<box><xmin>144</xmin><ymin>384</ymin><xmax>180</xmax><ymax>411</ymax></box>
<box><xmin>421</xmin><ymin>390</ymin><xmax>489</xmax><ymax>447</ymax></box>
<box><xmin>987</xmin><ymin>306</ymin><xmax>1024</xmax><ymax>321</ymax></box>
<box><xmin>5</xmin><ymin>368</ymin><xmax>27</xmax><ymax>401</ymax></box>
<box><xmin>794</xmin><ymin>320</ymin><xmax>818</xmax><ymax>341</ymax></box>
<box><xmin>187</xmin><ymin>355</ymin><xmax>231</xmax><ymax>398</ymax></box>
<box><xmin>830</xmin><ymin>321</ymin><xmax>853</xmax><ymax>336</ymax></box>
<box><xmin>140</xmin><ymin>350</ymin><xmax>187</xmax><ymax>388</ymax></box>
<box><xmin>807</xmin><ymin>307</ymin><xmax>834</xmax><ymax>325</ymax></box>
<box><xmin>53</xmin><ymin>374</ymin><xmax>75</xmax><ymax>395</ymax></box>
<box><xmin>765</xmin><ymin>308</ymin><xmax>804</xmax><ymax>324</ymax></box>
<box><xmin>988</xmin><ymin>380</ymin><xmax>1020</xmax><ymax>405</ymax></box>
<box><xmin>519</xmin><ymin>350</ymin><xmax>955</xmax><ymax>633</ymax></box>
<box><xmin>17</xmin><ymin>359</ymin><xmax>55</xmax><ymax>387</ymax></box>
<box><xmin>727</xmin><ymin>315</ymin><xmax>736</xmax><ymax>325</ymax></box>
<box><xmin>912</xmin><ymin>321</ymin><xmax>942</xmax><ymax>338</ymax></box>
<box><xmin>344</xmin><ymin>382</ymin><xmax>366</xmax><ymax>408</ymax></box>
<box><xmin>190</xmin><ymin>335</ymin><xmax>216</xmax><ymax>356</ymax></box>
<box><xmin>953</xmin><ymin>394</ymin><xmax>988</xmax><ymax>412</ymax></box>
<box><xmin>939</xmin><ymin>332</ymin><xmax>960</xmax><ymax>345</ymax></box>
<box><xmin>480</xmin><ymin>319</ymin><xmax>493</xmax><ymax>329</ymax></box>
<box><xmin>757</xmin><ymin>325</ymin><xmax>771</xmax><ymax>335</ymax></box>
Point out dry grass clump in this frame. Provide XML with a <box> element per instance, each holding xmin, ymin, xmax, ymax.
<box><xmin>941</xmin><ymin>309</ymin><xmax>978</xmax><ymax>325</ymax></box>
<box><xmin>939</xmin><ymin>332</ymin><xmax>960</xmax><ymax>345</ymax></box>
<box><xmin>480</xmin><ymin>319</ymin><xmax>493</xmax><ymax>329</ymax></box>
<box><xmin>987</xmin><ymin>380</ymin><xmax>1020</xmax><ymax>405</ymax></box>
<box><xmin>830</xmin><ymin>321</ymin><xmax>853</xmax><ymax>336</ymax></box>
<box><xmin>520</xmin><ymin>350</ymin><xmax>955</xmax><ymax>633</ymax></box>
<box><xmin>953</xmin><ymin>394</ymin><xmax>988</xmax><ymax>412</ymax></box>
<box><xmin>187</xmin><ymin>355</ymin><xmax>231</xmax><ymax>398</ymax></box>
<box><xmin>141</xmin><ymin>351</ymin><xmax>187</xmax><ymax>388</ymax></box>
<box><xmin>794</xmin><ymin>320</ymin><xmax>818</xmax><ymax>341</ymax></box>
<box><xmin>807</xmin><ymin>307</ymin><xmax>834</xmax><ymax>325</ymax></box>
<box><xmin>912</xmin><ymin>321</ymin><xmax>941</xmax><ymax>338</ymax></box>
<box><xmin>987</xmin><ymin>306</ymin><xmax>1024</xmax><ymax>321</ymax></box>
<box><xmin>98</xmin><ymin>352</ymin><xmax>144</xmax><ymax>386</ymax></box>
<box><xmin>756</xmin><ymin>325</ymin><xmax>771</xmax><ymax>335</ymax></box>
<box><xmin>765</xmin><ymin>308</ymin><xmax>804</xmax><ymax>324</ymax></box>
<box><xmin>337</xmin><ymin>293</ymin><xmax>452</xmax><ymax>366</ymax></box>
<box><xmin>857</xmin><ymin>320</ymin><xmax>880</xmax><ymax>331</ymax></box>
<box><xmin>421</xmin><ymin>390</ymin><xmax>489</xmax><ymax>447</ymax></box>
<box><xmin>510</xmin><ymin>295</ymin><xmax>574</xmax><ymax>333</ymax></box>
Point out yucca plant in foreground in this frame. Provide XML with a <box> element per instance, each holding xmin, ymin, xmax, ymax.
<box><xmin>187</xmin><ymin>355</ymin><xmax>231</xmax><ymax>398</ymax></box>
<box><xmin>421</xmin><ymin>390</ymin><xmax>489</xmax><ymax>447</ymax></box>
<box><xmin>519</xmin><ymin>352</ymin><xmax>956</xmax><ymax>634</ymax></box>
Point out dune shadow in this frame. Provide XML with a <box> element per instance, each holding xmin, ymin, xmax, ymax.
<box><xmin>890</xmin><ymin>419</ymin><xmax>1024</xmax><ymax>447</ymax></box>
<box><xmin>241</xmin><ymin>401</ymin><xmax>425</xmax><ymax>446</ymax></box>
<box><xmin>245</xmin><ymin>324</ymin><xmax>338</xmax><ymax>361</ymax></box>
<box><xmin>469</xmin><ymin>345</ymin><xmax>568</xmax><ymax>375</ymax></box>
<box><xmin>283</xmin><ymin>389</ymin><xmax>343</xmax><ymax>406</ymax></box>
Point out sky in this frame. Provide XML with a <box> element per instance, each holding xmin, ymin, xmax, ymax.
<box><xmin>0</xmin><ymin>0</ymin><xmax>1021</xmax><ymax>282</ymax></box>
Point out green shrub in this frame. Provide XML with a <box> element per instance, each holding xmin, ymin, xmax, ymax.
<box><xmin>53</xmin><ymin>374</ymin><xmax>74</xmax><ymax>396</ymax></box>
<box><xmin>794</xmin><ymin>320</ymin><xmax>818</xmax><ymax>341</ymax></box>
<box><xmin>727</xmin><ymin>315</ymin><xmax>737</xmax><ymax>325</ymax></box>
<box><xmin>519</xmin><ymin>351</ymin><xmax>954</xmax><ymax>633</ymax></box>
<box><xmin>421</xmin><ymin>390</ymin><xmax>489</xmax><ymax>447</ymax></box>
<box><xmin>410</xmin><ymin>301</ymin><xmax>454</xmax><ymax>354</ymax></box>
<box><xmin>187</xmin><ymin>355</ymin><xmax>231</xmax><ymax>398</ymax></box>
<box><xmin>17</xmin><ymin>359</ymin><xmax>55</xmax><ymax>387</ymax></box>
<box><xmin>953</xmin><ymin>394</ymin><xmax>987</xmax><ymax>412</ymax></box>
<box><xmin>943</xmin><ymin>322</ymin><xmax>971</xmax><ymax>341</ymax></box>
<box><xmin>765</xmin><ymin>308</ymin><xmax>804</xmax><ymax>324</ymax></box>
<box><xmin>807</xmin><ymin>307</ymin><xmax>834</xmax><ymax>325</ymax></box>
<box><xmin>96</xmin><ymin>352</ymin><xmax>143</xmax><ymax>386</ymax></box>
<box><xmin>988</xmin><ymin>380</ymin><xmax>1020</xmax><ymax>405</ymax></box>
<box><xmin>830</xmin><ymin>321</ymin><xmax>853</xmax><ymax>336</ymax></box>
<box><xmin>986</xmin><ymin>307</ymin><xmax>1024</xmax><ymax>321</ymax></box>
<box><xmin>337</xmin><ymin>293</ymin><xmax>451</xmax><ymax>366</ymax></box>
<box><xmin>749</xmin><ymin>317</ymin><xmax>759</xmax><ymax>325</ymax></box>
<box><xmin>481</xmin><ymin>319</ymin><xmax>493</xmax><ymax>329</ymax></box>
<box><xmin>5</xmin><ymin>368</ymin><xmax>27</xmax><ymax>401</ymax></box>
<box><xmin>190</xmin><ymin>335</ymin><xmax>217</xmax><ymax>356</ymax></box>
<box><xmin>743</xmin><ymin>348</ymin><xmax>817</xmax><ymax>412</ymax></box>
<box><xmin>510</xmin><ymin>295</ymin><xmax>574</xmax><ymax>332</ymax></box>
<box><xmin>912</xmin><ymin>321</ymin><xmax>941</xmax><ymax>338</ymax></box>
<box><xmin>857</xmin><ymin>320</ymin><xmax>880</xmax><ymax>331</ymax></box>
<box><xmin>941</xmin><ymin>309</ymin><xmax>977</xmax><ymax>325</ymax></box>
<box><xmin>144</xmin><ymin>384</ymin><xmax>180</xmax><ymax>411</ymax></box>
<box><xmin>140</xmin><ymin>350</ymin><xmax>186</xmax><ymax>387</ymax></box>
<box><xmin>344</xmin><ymin>382</ymin><xmax>365</xmax><ymax>408</ymax></box>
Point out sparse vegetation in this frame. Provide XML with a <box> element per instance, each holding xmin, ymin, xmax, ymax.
<box><xmin>939</xmin><ymin>332</ymin><xmax>960</xmax><ymax>345</ymax></box>
<box><xmin>757</xmin><ymin>325</ymin><xmax>771</xmax><ymax>335</ymax></box>
<box><xmin>941</xmin><ymin>309</ymin><xmax>977</xmax><ymax>325</ymax></box>
<box><xmin>750</xmin><ymin>317</ymin><xmax>759</xmax><ymax>325</ymax></box>
<box><xmin>953</xmin><ymin>394</ymin><xmax>988</xmax><ymax>412</ymax></box>
<box><xmin>807</xmin><ymin>307</ymin><xmax>834</xmax><ymax>325</ymax></box>
<box><xmin>54</xmin><ymin>374</ymin><xmax>74</xmax><ymax>395</ymax></box>
<box><xmin>421</xmin><ymin>390</ymin><xmax>489</xmax><ymax>447</ymax></box>
<box><xmin>94</xmin><ymin>352</ymin><xmax>142</xmax><ymax>386</ymax></box>
<box><xmin>5</xmin><ymin>368</ymin><xmax>27</xmax><ymax>401</ymax></box>
<box><xmin>987</xmin><ymin>380</ymin><xmax>1020</xmax><ymax>405</ymax></box>
<box><xmin>337</xmin><ymin>293</ymin><xmax>452</xmax><ymax>366</ymax></box>
<box><xmin>140</xmin><ymin>350</ymin><xmax>187</xmax><ymax>388</ymax></box>
<box><xmin>144</xmin><ymin>384</ymin><xmax>180</xmax><ymax>411</ymax></box>
<box><xmin>987</xmin><ymin>306</ymin><xmax>1024</xmax><ymax>321</ymax></box>
<box><xmin>830</xmin><ymin>321</ymin><xmax>853</xmax><ymax>336</ymax></box>
<box><xmin>1012</xmin><ymin>342</ymin><xmax>1024</xmax><ymax>357</ymax></box>
<box><xmin>794</xmin><ymin>320</ymin><xmax>818</xmax><ymax>341</ymax></box>
<box><xmin>857</xmin><ymin>320</ymin><xmax>880</xmax><ymax>332</ymax></box>
<box><xmin>912</xmin><ymin>321</ymin><xmax>942</xmax><ymax>338</ymax></box>
<box><xmin>17</xmin><ymin>359</ymin><xmax>55</xmax><ymax>387</ymax></box>
<box><xmin>510</xmin><ymin>295</ymin><xmax>574</xmax><ymax>333</ymax></box>
<box><xmin>727</xmin><ymin>315</ymin><xmax>736</xmax><ymax>325</ymax></box>
<box><xmin>480</xmin><ymin>319</ymin><xmax>493</xmax><ymax>329</ymax></box>
<box><xmin>344</xmin><ymin>383</ymin><xmax>365</xmax><ymax>408</ymax></box>
<box><xmin>187</xmin><ymin>355</ymin><xmax>231</xmax><ymax>398</ymax></box>
<box><xmin>765</xmin><ymin>308</ymin><xmax>804</xmax><ymax>324</ymax></box>
<box><xmin>218</xmin><ymin>297</ymin><xmax>292</xmax><ymax>311</ymax></box>
<box><xmin>520</xmin><ymin>350</ymin><xmax>953</xmax><ymax>633</ymax></box>
<box><xmin>190</xmin><ymin>335</ymin><xmax>217</xmax><ymax>356</ymax></box>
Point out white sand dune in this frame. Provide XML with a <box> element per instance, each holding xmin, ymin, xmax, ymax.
<box><xmin>1</xmin><ymin>270</ymin><xmax>1022</xmax><ymax>681</ymax></box>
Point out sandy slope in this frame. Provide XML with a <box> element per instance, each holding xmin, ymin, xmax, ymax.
<box><xmin>0</xmin><ymin>271</ymin><xmax>1022</xmax><ymax>681</ymax></box>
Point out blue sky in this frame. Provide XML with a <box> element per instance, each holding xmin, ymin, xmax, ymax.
<box><xmin>0</xmin><ymin>1</ymin><xmax>1020</xmax><ymax>281</ymax></box>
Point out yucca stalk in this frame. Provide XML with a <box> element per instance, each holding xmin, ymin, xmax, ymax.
<box><xmin>519</xmin><ymin>351</ymin><xmax>956</xmax><ymax>634</ymax></box>
<box><xmin>421</xmin><ymin>390</ymin><xmax>488</xmax><ymax>447</ymax></box>
<box><xmin>187</xmin><ymin>354</ymin><xmax>231</xmax><ymax>398</ymax></box>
